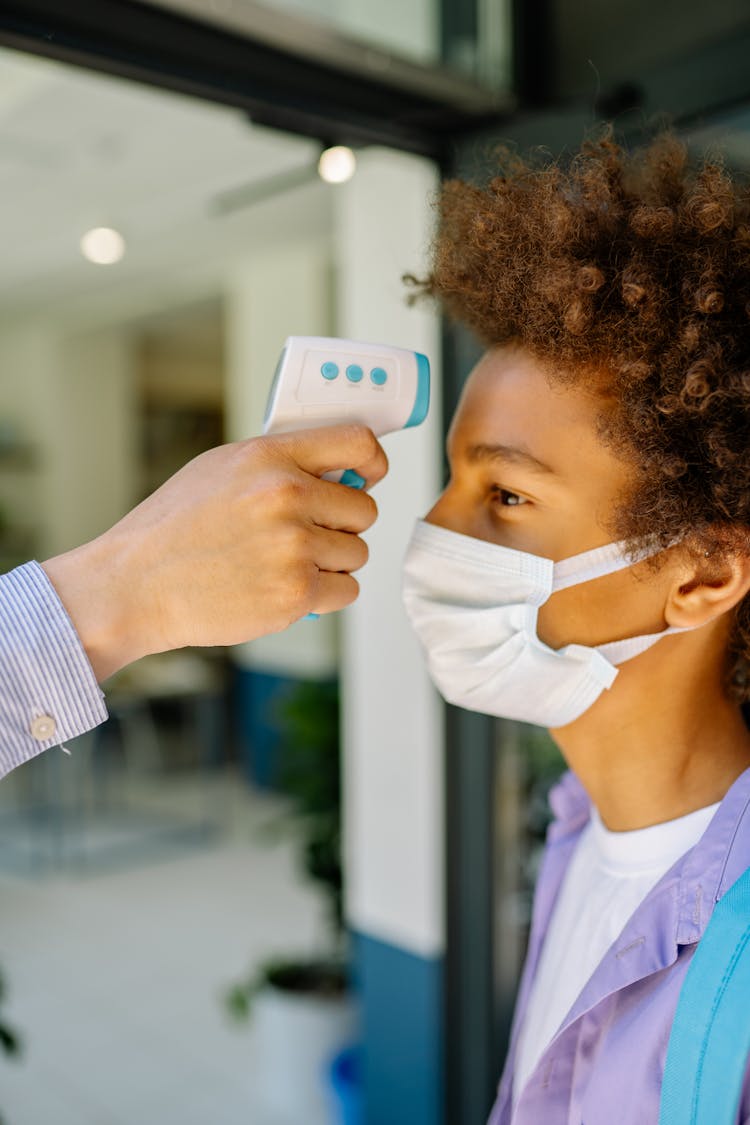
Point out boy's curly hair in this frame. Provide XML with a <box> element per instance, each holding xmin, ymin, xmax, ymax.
<box><xmin>411</xmin><ymin>129</ymin><xmax>750</xmax><ymax>701</ymax></box>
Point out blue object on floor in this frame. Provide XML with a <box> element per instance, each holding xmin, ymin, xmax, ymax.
<box><xmin>329</xmin><ymin>1045</ymin><xmax>363</xmax><ymax>1125</ymax></box>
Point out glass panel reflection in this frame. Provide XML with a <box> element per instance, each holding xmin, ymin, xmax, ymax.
<box><xmin>216</xmin><ymin>0</ymin><xmax>512</xmax><ymax>90</ymax></box>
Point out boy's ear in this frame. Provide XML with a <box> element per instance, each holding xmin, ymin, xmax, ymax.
<box><xmin>664</xmin><ymin>549</ymin><xmax>750</xmax><ymax>630</ymax></box>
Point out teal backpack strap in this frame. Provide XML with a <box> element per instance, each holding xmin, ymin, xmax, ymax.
<box><xmin>659</xmin><ymin>865</ymin><xmax>750</xmax><ymax>1125</ymax></box>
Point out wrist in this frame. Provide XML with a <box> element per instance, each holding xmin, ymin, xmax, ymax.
<box><xmin>42</xmin><ymin>532</ymin><xmax>150</xmax><ymax>683</ymax></box>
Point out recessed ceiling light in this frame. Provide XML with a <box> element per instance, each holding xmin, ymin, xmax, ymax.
<box><xmin>318</xmin><ymin>146</ymin><xmax>357</xmax><ymax>185</ymax></box>
<box><xmin>80</xmin><ymin>226</ymin><xmax>126</xmax><ymax>265</ymax></box>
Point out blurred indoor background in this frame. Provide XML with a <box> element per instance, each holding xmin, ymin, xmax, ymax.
<box><xmin>0</xmin><ymin>2</ymin><xmax>749</xmax><ymax>1124</ymax></box>
<box><xmin>0</xmin><ymin>21</ymin><xmax>444</xmax><ymax>1125</ymax></box>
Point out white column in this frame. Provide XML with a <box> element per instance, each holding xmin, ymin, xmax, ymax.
<box><xmin>335</xmin><ymin>148</ymin><xmax>445</xmax><ymax>958</ymax></box>
<box><xmin>0</xmin><ymin>323</ymin><xmax>137</xmax><ymax>560</ymax></box>
<box><xmin>54</xmin><ymin>329</ymin><xmax>138</xmax><ymax>555</ymax></box>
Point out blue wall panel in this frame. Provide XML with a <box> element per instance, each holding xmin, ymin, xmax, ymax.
<box><xmin>353</xmin><ymin>931</ymin><xmax>443</xmax><ymax>1125</ymax></box>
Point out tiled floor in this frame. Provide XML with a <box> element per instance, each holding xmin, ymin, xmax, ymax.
<box><xmin>0</xmin><ymin>759</ymin><xmax>339</xmax><ymax>1125</ymax></box>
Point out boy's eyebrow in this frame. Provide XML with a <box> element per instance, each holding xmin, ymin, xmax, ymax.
<box><xmin>467</xmin><ymin>442</ymin><xmax>557</xmax><ymax>476</ymax></box>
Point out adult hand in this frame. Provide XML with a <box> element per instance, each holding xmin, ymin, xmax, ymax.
<box><xmin>42</xmin><ymin>424</ymin><xmax>388</xmax><ymax>682</ymax></box>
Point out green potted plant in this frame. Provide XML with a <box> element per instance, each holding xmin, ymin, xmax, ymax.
<box><xmin>224</xmin><ymin>678</ymin><xmax>358</xmax><ymax>1124</ymax></box>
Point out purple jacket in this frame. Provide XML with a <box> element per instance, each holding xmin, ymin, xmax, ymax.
<box><xmin>487</xmin><ymin>765</ymin><xmax>750</xmax><ymax>1125</ymax></box>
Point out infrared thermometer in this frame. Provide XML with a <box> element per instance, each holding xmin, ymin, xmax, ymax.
<box><xmin>262</xmin><ymin>335</ymin><xmax>430</xmax><ymax>488</ymax></box>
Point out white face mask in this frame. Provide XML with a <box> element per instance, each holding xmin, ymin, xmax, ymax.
<box><xmin>402</xmin><ymin>520</ymin><xmax>686</xmax><ymax>728</ymax></box>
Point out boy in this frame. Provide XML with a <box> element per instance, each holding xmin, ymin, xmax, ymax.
<box><xmin>402</xmin><ymin>131</ymin><xmax>750</xmax><ymax>1122</ymax></box>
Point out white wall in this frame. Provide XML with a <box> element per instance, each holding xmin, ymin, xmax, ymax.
<box><xmin>0</xmin><ymin>328</ymin><xmax>57</xmax><ymax>556</ymax></box>
<box><xmin>0</xmin><ymin>324</ymin><xmax>136</xmax><ymax>560</ymax></box>
<box><xmin>335</xmin><ymin>148</ymin><xmax>445</xmax><ymax>957</ymax></box>
<box><xmin>53</xmin><ymin>329</ymin><xmax>138</xmax><ymax>554</ymax></box>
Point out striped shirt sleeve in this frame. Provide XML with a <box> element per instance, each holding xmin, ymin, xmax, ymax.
<box><xmin>0</xmin><ymin>561</ymin><xmax>108</xmax><ymax>780</ymax></box>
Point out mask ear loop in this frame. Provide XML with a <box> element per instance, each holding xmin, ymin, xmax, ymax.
<box><xmin>552</xmin><ymin>537</ymin><xmax>697</xmax><ymax>664</ymax></box>
<box><xmin>551</xmin><ymin>540</ymin><xmax>659</xmax><ymax>593</ymax></box>
<box><xmin>599</xmin><ymin>623</ymin><xmax>696</xmax><ymax>665</ymax></box>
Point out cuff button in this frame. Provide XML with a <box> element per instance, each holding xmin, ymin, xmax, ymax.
<box><xmin>31</xmin><ymin>715</ymin><xmax>57</xmax><ymax>741</ymax></box>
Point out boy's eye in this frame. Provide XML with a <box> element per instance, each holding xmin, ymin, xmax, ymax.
<box><xmin>492</xmin><ymin>486</ymin><xmax>529</xmax><ymax>508</ymax></box>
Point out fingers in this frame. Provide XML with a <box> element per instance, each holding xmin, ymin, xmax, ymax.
<box><xmin>272</xmin><ymin>424</ymin><xmax>389</xmax><ymax>489</ymax></box>
<box><xmin>226</xmin><ymin>426</ymin><xmax>387</xmax><ymax>624</ymax></box>
<box><xmin>309</xmin><ymin>524</ymin><xmax>369</xmax><ymax>574</ymax></box>
<box><xmin>309</xmin><ymin>570</ymin><xmax>361</xmax><ymax>615</ymax></box>
<box><xmin>306</xmin><ymin>476</ymin><xmax>379</xmax><ymax>534</ymax></box>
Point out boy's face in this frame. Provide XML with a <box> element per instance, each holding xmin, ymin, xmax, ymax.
<box><xmin>426</xmin><ymin>345</ymin><xmax>679</xmax><ymax>653</ymax></box>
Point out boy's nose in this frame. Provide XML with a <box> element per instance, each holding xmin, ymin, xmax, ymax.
<box><xmin>425</xmin><ymin>484</ymin><xmax>471</xmax><ymax>536</ymax></box>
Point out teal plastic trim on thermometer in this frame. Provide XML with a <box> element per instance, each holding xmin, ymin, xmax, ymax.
<box><xmin>340</xmin><ymin>469</ymin><xmax>366</xmax><ymax>490</ymax></box>
<box><xmin>405</xmin><ymin>352</ymin><xmax>430</xmax><ymax>428</ymax></box>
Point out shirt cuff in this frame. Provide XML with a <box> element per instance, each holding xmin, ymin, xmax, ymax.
<box><xmin>0</xmin><ymin>561</ymin><xmax>108</xmax><ymax>779</ymax></box>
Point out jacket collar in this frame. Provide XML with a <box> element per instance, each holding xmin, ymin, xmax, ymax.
<box><xmin>495</xmin><ymin>763</ymin><xmax>750</xmax><ymax>1121</ymax></box>
<box><xmin>546</xmin><ymin>764</ymin><xmax>750</xmax><ymax>941</ymax></box>
<box><xmin>675</xmin><ymin>762</ymin><xmax>750</xmax><ymax>942</ymax></box>
<box><xmin>547</xmin><ymin>768</ymin><xmax>590</xmax><ymax>837</ymax></box>
<box><xmin>543</xmin><ymin>764</ymin><xmax>750</xmax><ymax>1032</ymax></box>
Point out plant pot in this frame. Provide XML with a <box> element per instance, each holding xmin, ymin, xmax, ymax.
<box><xmin>253</xmin><ymin>963</ymin><xmax>358</xmax><ymax>1125</ymax></box>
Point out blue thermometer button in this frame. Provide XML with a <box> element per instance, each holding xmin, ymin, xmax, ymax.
<box><xmin>346</xmin><ymin>364</ymin><xmax>364</xmax><ymax>383</ymax></box>
<box><xmin>370</xmin><ymin>366</ymin><xmax>388</xmax><ymax>386</ymax></box>
<box><xmin>321</xmin><ymin>362</ymin><xmax>339</xmax><ymax>380</ymax></box>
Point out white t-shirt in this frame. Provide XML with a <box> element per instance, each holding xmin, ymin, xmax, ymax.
<box><xmin>513</xmin><ymin>797</ymin><xmax>720</xmax><ymax>1106</ymax></box>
